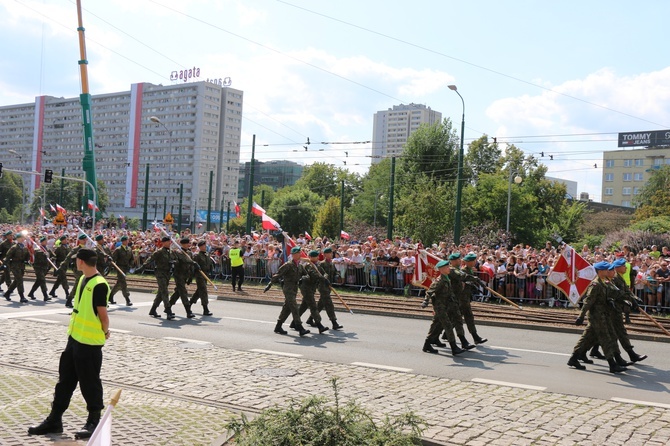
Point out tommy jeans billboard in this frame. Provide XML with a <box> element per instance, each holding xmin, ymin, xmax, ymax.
<box><xmin>618</xmin><ymin>130</ymin><xmax>670</xmax><ymax>147</ymax></box>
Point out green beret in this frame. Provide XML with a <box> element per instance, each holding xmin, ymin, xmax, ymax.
<box><xmin>15</xmin><ymin>233</ymin><xmax>25</xmax><ymax>239</ymax></box>
<box><xmin>197</xmin><ymin>240</ymin><xmax>206</xmax><ymax>247</ymax></box>
<box><xmin>180</xmin><ymin>237</ymin><xmax>190</xmax><ymax>244</ymax></box>
<box><xmin>59</xmin><ymin>235</ymin><xmax>67</xmax><ymax>241</ymax></box>
<box><xmin>161</xmin><ymin>236</ymin><xmax>171</xmax><ymax>242</ymax></box>
<box><xmin>308</xmin><ymin>250</ymin><xmax>319</xmax><ymax>257</ymax></box>
<box><xmin>120</xmin><ymin>236</ymin><xmax>128</xmax><ymax>241</ymax></box>
<box><xmin>290</xmin><ymin>246</ymin><xmax>301</xmax><ymax>254</ymax></box>
<box><xmin>76</xmin><ymin>248</ymin><xmax>97</xmax><ymax>262</ymax></box>
<box><xmin>323</xmin><ymin>247</ymin><xmax>333</xmax><ymax>254</ymax></box>
<box><xmin>78</xmin><ymin>234</ymin><xmax>87</xmax><ymax>240</ymax></box>
<box><xmin>436</xmin><ymin>260</ymin><xmax>450</xmax><ymax>268</ymax></box>
<box><xmin>448</xmin><ymin>252</ymin><xmax>461</xmax><ymax>260</ymax></box>
<box><xmin>95</xmin><ymin>234</ymin><xmax>104</xmax><ymax>241</ymax></box>
<box><xmin>39</xmin><ymin>236</ymin><xmax>47</xmax><ymax>242</ymax></box>
<box><xmin>463</xmin><ymin>253</ymin><xmax>477</xmax><ymax>261</ymax></box>
<box><xmin>3</xmin><ymin>231</ymin><xmax>12</xmax><ymax>237</ymax></box>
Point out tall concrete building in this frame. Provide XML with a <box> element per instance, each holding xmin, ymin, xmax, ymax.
<box><xmin>238</xmin><ymin>160</ymin><xmax>303</xmax><ymax>199</ymax></box>
<box><xmin>0</xmin><ymin>81</ymin><xmax>242</xmax><ymax>222</ymax></box>
<box><xmin>371</xmin><ymin>103</ymin><xmax>442</xmax><ymax>163</ymax></box>
<box><xmin>602</xmin><ymin>147</ymin><xmax>670</xmax><ymax>207</ymax></box>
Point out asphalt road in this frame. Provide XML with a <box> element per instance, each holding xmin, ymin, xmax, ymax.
<box><xmin>2</xmin><ymin>281</ymin><xmax>669</xmax><ymax>409</ymax></box>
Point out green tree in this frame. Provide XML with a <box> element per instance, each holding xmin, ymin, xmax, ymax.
<box><xmin>0</xmin><ymin>208</ymin><xmax>12</xmax><ymax>224</ymax></box>
<box><xmin>348</xmin><ymin>158</ymin><xmax>391</xmax><ymax>227</ymax></box>
<box><xmin>294</xmin><ymin>162</ymin><xmax>361</xmax><ymax>206</ymax></box>
<box><xmin>633</xmin><ymin>165</ymin><xmax>670</xmax><ymax>221</ymax></box>
<box><xmin>29</xmin><ymin>179</ymin><xmax>109</xmax><ymax>217</ymax></box>
<box><xmin>395</xmin><ymin>175</ymin><xmax>454</xmax><ymax>244</ymax></box>
<box><xmin>464</xmin><ymin>134</ymin><xmax>502</xmax><ymax>184</ymax></box>
<box><xmin>0</xmin><ymin>172</ymin><xmax>23</xmax><ymax>216</ymax></box>
<box><xmin>313</xmin><ymin>196</ymin><xmax>341</xmax><ymax>239</ymax></box>
<box><xmin>268</xmin><ymin>188</ymin><xmax>324</xmax><ymax>236</ymax></box>
<box><xmin>629</xmin><ymin>215</ymin><xmax>670</xmax><ymax>233</ymax></box>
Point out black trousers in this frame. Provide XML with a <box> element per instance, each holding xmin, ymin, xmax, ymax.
<box><xmin>52</xmin><ymin>337</ymin><xmax>104</xmax><ymax>416</ymax></box>
<box><xmin>231</xmin><ymin>265</ymin><xmax>244</xmax><ymax>289</ymax></box>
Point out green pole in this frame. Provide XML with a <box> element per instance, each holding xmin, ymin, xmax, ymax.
<box><xmin>387</xmin><ymin>156</ymin><xmax>395</xmax><ymax>240</ymax></box>
<box><xmin>142</xmin><ymin>164</ymin><xmax>149</xmax><ymax>231</ymax></box>
<box><xmin>261</xmin><ymin>189</ymin><xmax>265</xmax><ymax>209</ymax></box>
<box><xmin>245</xmin><ymin>134</ymin><xmax>256</xmax><ymax>234</ymax></box>
<box><xmin>226</xmin><ymin>201</ymin><xmax>230</xmax><ymax>233</ymax></box>
<box><xmin>163</xmin><ymin>196</ymin><xmax>167</xmax><ymax>221</ymax></box>
<box><xmin>339</xmin><ymin>180</ymin><xmax>344</xmax><ymax>237</ymax></box>
<box><xmin>451</xmin><ymin>87</ymin><xmax>465</xmax><ymax>245</ymax></box>
<box><xmin>59</xmin><ymin>168</ymin><xmax>65</xmax><ymax>205</ymax></box>
<box><xmin>219</xmin><ymin>199</ymin><xmax>224</xmax><ymax>232</ymax></box>
<box><xmin>206</xmin><ymin>170</ymin><xmax>213</xmax><ymax>231</ymax></box>
<box><xmin>178</xmin><ymin>183</ymin><xmax>183</xmax><ymax>234</ymax></box>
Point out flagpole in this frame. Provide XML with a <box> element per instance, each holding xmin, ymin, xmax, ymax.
<box><xmin>85</xmin><ymin>389</ymin><xmax>122</xmax><ymax>445</ymax></box>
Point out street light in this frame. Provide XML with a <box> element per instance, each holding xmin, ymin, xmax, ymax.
<box><xmin>149</xmin><ymin>116</ymin><xmax>174</xmax><ymax>220</ymax></box>
<box><xmin>506</xmin><ymin>170</ymin><xmax>523</xmax><ymax>233</ymax></box>
<box><xmin>448</xmin><ymin>84</ymin><xmax>465</xmax><ymax>245</ymax></box>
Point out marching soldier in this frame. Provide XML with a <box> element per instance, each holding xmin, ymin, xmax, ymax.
<box><xmin>58</xmin><ymin>234</ymin><xmax>88</xmax><ymax>308</ymax></box>
<box><xmin>295</xmin><ymin>250</ymin><xmax>329</xmax><ymax>334</ymax></box>
<box><xmin>190</xmin><ymin>240</ymin><xmax>214</xmax><ymax>316</ymax></box>
<box><xmin>93</xmin><ymin>235</ymin><xmax>112</xmax><ymax>276</ymax></box>
<box><xmin>0</xmin><ymin>231</ymin><xmax>15</xmax><ymax>293</ymax></box>
<box><xmin>50</xmin><ymin>235</ymin><xmax>70</xmax><ymax>298</ymax></box>
<box><xmin>135</xmin><ymin>236</ymin><xmax>176</xmax><ymax>320</ymax></box>
<box><xmin>610</xmin><ymin>258</ymin><xmax>648</xmax><ymax>363</ymax></box>
<box><xmin>307</xmin><ymin>247</ymin><xmax>343</xmax><ymax>330</ymax></box>
<box><xmin>422</xmin><ymin>260</ymin><xmax>466</xmax><ymax>355</ymax></box>
<box><xmin>3</xmin><ymin>233</ymin><xmax>31</xmax><ymax>303</ymax></box>
<box><xmin>168</xmin><ymin>238</ymin><xmax>198</xmax><ymax>318</ymax></box>
<box><xmin>265</xmin><ymin>246</ymin><xmax>311</xmax><ymax>337</ymax></box>
<box><xmin>447</xmin><ymin>252</ymin><xmax>486</xmax><ymax>346</ymax></box>
<box><xmin>109</xmin><ymin>235</ymin><xmax>133</xmax><ymax>306</ymax></box>
<box><xmin>568</xmin><ymin>261</ymin><xmax>627</xmax><ymax>374</ymax></box>
<box><xmin>27</xmin><ymin>236</ymin><xmax>52</xmax><ymax>301</ymax></box>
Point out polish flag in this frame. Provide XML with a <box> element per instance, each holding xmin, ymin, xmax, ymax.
<box><xmin>304</xmin><ymin>231</ymin><xmax>312</xmax><ymax>241</ymax></box>
<box><xmin>251</xmin><ymin>202</ymin><xmax>266</xmax><ymax>216</ymax></box>
<box><xmin>39</xmin><ymin>208</ymin><xmax>46</xmax><ymax>219</ymax></box>
<box><xmin>252</xmin><ymin>231</ymin><xmax>260</xmax><ymax>240</ymax></box>
<box><xmin>261</xmin><ymin>213</ymin><xmax>280</xmax><ymax>230</ymax></box>
<box><xmin>283</xmin><ymin>231</ymin><xmax>308</xmax><ymax>259</ymax></box>
<box><xmin>233</xmin><ymin>201</ymin><xmax>241</xmax><ymax>218</ymax></box>
<box><xmin>340</xmin><ymin>230</ymin><xmax>350</xmax><ymax>240</ymax></box>
<box><xmin>50</xmin><ymin>204</ymin><xmax>56</xmax><ymax>213</ymax></box>
<box><xmin>56</xmin><ymin>203</ymin><xmax>66</xmax><ymax>214</ymax></box>
<box><xmin>88</xmin><ymin>200</ymin><xmax>99</xmax><ymax>211</ymax></box>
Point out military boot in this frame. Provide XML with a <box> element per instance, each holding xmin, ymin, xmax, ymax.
<box><xmin>567</xmin><ymin>353</ymin><xmax>586</xmax><ymax>370</ymax></box>
<box><xmin>20</xmin><ymin>294</ymin><xmax>28</xmax><ymax>303</ymax></box>
<box><xmin>472</xmin><ymin>333</ymin><xmax>488</xmax><ymax>344</ymax></box>
<box><xmin>614</xmin><ymin>353</ymin><xmax>633</xmax><ymax>367</ymax></box>
<box><xmin>109</xmin><ymin>296</ymin><xmax>117</xmax><ymax>304</ymax></box>
<box><xmin>297</xmin><ymin>324</ymin><xmax>311</xmax><ymax>337</ymax></box>
<box><xmin>149</xmin><ymin>304</ymin><xmax>161</xmax><ymax>318</ymax></box>
<box><xmin>430</xmin><ymin>338</ymin><xmax>446</xmax><ymax>348</ymax></box>
<box><xmin>331</xmin><ymin>319</ymin><xmax>343</xmax><ymax>330</ymax></box>
<box><xmin>289</xmin><ymin>320</ymin><xmax>297</xmax><ymax>330</ymax></box>
<box><xmin>448</xmin><ymin>341</ymin><xmax>465</xmax><ymax>355</ymax></box>
<box><xmin>125</xmin><ymin>296</ymin><xmax>133</xmax><ymax>306</ymax></box>
<box><xmin>589</xmin><ymin>345</ymin><xmax>606</xmax><ymax>359</ymax></box>
<box><xmin>422</xmin><ymin>340</ymin><xmax>438</xmax><ymax>354</ymax></box>
<box><xmin>43</xmin><ymin>294</ymin><xmax>52</xmax><ymax>302</ymax></box>
<box><xmin>625</xmin><ymin>347</ymin><xmax>647</xmax><ymax>363</ymax></box>
<box><xmin>607</xmin><ymin>357</ymin><xmax>627</xmax><ymax>373</ymax></box>
<box><xmin>28</xmin><ymin>413</ymin><xmax>63</xmax><ymax>436</ymax></box>
<box><xmin>186</xmin><ymin>307</ymin><xmax>196</xmax><ymax>318</ymax></box>
<box><xmin>74</xmin><ymin>412</ymin><xmax>100</xmax><ymax>440</ymax></box>
<box><xmin>576</xmin><ymin>352</ymin><xmax>593</xmax><ymax>364</ymax></box>
<box><xmin>64</xmin><ymin>298</ymin><xmax>73</xmax><ymax>308</ymax></box>
<box><xmin>3</xmin><ymin>291</ymin><xmax>11</xmax><ymax>301</ymax></box>
<box><xmin>316</xmin><ymin>322</ymin><xmax>329</xmax><ymax>334</ymax></box>
<box><xmin>305</xmin><ymin>316</ymin><xmax>316</xmax><ymax>327</ymax></box>
<box><xmin>274</xmin><ymin>321</ymin><xmax>287</xmax><ymax>335</ymax></box>
<box><xmin>458</xmin><ymin>335</ymin><xmax>476</xmax><ymax>350</ymax></box>
<box><xmin>202</xmin><ymin>305</ymin><xmax>213</xmax><ymax>316</ymax></box>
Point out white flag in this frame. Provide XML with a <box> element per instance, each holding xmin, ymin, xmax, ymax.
<box><xmin>86</xmin><ymin>405</ymin><xmax>112</xmax><ymax>446</ymax></box>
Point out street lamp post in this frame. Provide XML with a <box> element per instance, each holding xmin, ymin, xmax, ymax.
<box><xmin>506</xmin><ymin>170</ymin><xmax>523</xmax><ymax>233</ymax></box>
<box><xmin>149</xmin><ymin>116</ymin><xmax>173</xmax><ymax>220</ymax></box>
<box><xmin>448</xmin><ymin>85</ymin><xmax>465</xmax><ymax>246</ymax></box>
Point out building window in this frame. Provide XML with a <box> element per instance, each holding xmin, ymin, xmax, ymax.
<box><xmin>605</xmin><ymin>159</ymin><xmax>615</xmax><ymax>168</ymax></box>
<box><xmin>623</xmin><ymin>159</ymin><xmax>633</xmax><ymax>167</ymax></box>
<box><xmin>604</xmin><ymin>188</ymin><xmax>613</xmax><ymax>196</ymax></box>
<box><xmin>622</xmin><ymin>187</ymin><xmax>631</xmax><ymax>196</ymax></box>
<box><xmin>633</xmin><ymin>187</ymin><xmax>641</xmax><ymax>195</ymax></box>
<box><xmin>621</xmin><ymin>200</ymin><xmax>631</xmax><ymax>207</ymax></box>
<box><xmin>635</xmin><ymin>159</ymin><xmax>644</xmax><ymax>167</ymax></box>
<box><xmin>634</xmin><ymin>173</ymin><xmax>644</xmax><ymax>181</ymax></box>
<box><xmin>623</xmin><ymin>173</ymin><xmax>632</xmax><ymax>181</ymax></box>
<box><xmin>654</xmin><ymin>158</ymin><xmax>664</xmax><ymax>166</ymax></box>
<box><xmin>605</xmin><ymin>173</ymin><xmax>614</xmax><ymax>182</ymax></box>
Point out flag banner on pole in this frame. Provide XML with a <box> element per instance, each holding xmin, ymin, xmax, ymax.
<box><xmin>50</xmin><ymin>204</ymin><xmax>56</xmax><ymax>213</ymax></box>
<box><xmin>304</xmin><ymin>231</ymin><xmax>312</xmax><ymax>241</ymax></box>
<box><xmin>261</xmin><ymin>213</ymin><xmax>280</xmax><ymax>230</ymax></box>
<box><xmin>56</xmin><ymin>203</ymin><xmax>66</xmax><ymax>213</ymax></box>
<box><xmin>340</xmin><ymin>230</ymin><xmax>350</xmax><ymax>240</ymax></box>
<box><xmin>413</xmin><ymin>249</ymin><xmax>442</xmax><ymax>288</ymax></box>
<box><xmin>86</xmin><ymin>388</ymin><xmax>121</xmax><ymax>446</ymax></box>
<box><xmin>251</xmin><ymin>202</ymin><xmax>266</xmax><ymax>216</ymax></box>
<box><xmin>252</xmin><ymin>231</ymin><xmax>260</xmax><ymax>240</ymax></box>
<box><xmin>87</xmin><ymin>200</ymin><xmax>99</xmax><ymax>211</ymax></box>
<box><xmin>282</xmin><ymin>231</ymin><xmax>308</xmax><ymax>258</ymax></box>
<box><xmin>546</xmin><ymin>244</ymin><xmax>596</xmax><ymax>305</ymax></box>
<box><xmin>39</xmin><ymin>208</ymin><xmax>45</xmax><ymax>219</ymax></box>
<box><xmin>234</xmin><ymin>201</ymin><xmax>241</xmax><ymax>218</ymax></box>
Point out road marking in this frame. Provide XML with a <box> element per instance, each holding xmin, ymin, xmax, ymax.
<box><xmin>164</xmin><ymin>336</ymin><xmax>211</xmax><ymax>345</ymax></box>
<box><xmin>110</xmin><ymin>301</ymin><xmax>153</xmax><ymax>308</ymax></box>
<box><xmin>472</xmin><ymin>378</ymin><xmax>546</xmax><ymax>391</ymax></box>
<box><xmin>0</xmin><ymin>308</ymin><xmax>72</xmax><ymax>319</ymax></box>
<box><xmin>109</xmin><ymin>328</ymin><xmax>132</xmax><ymax>334</ymax></box>
<box><xmin>251</xmin><ymin>349</ymin><xmax>303</xmax><ymax>358</ymax></box>
<box><xmin>222</xmin><ymin>316</ymin><xmax>274</xmax><ymax>324</ymax></box>
<box><xmin>611</xmin><ymin>397</ymin><xmax>670</xmax><ymax>409</ymax></box>
<box><xmin>22</xmin><ymin>318</ymin><xmax>59</xmax><ymax>324</ymax></box>
<box><xmin>351</xmin><ymin>362</ymin><xmax>413</xmax><ymax>373</ymax></box>
<box><xmin>489</xmin><ymin>345</ymin><xmax>570</xmax><ymax>357</ymax></box>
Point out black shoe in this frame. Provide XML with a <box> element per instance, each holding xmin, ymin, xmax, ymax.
<box><xmin>589</xmin><ymin>347</ymin><xmax>606</xmax><ymax>360</ymax></box>
<box><xmin>28</xmin><ymin>416</ymin><xmax>63</xmax><ymax>435</ymax></box>
<box><xmin>430</xmin><ymin>339</ymin><xmax>447</xmax><ymax>348</ymax></box>
<box><xmin>423</xmin><ymin>340</ymin><xmax>438</xmax><ymax>354</ymax></box>
<box><xmin>27</xmin><ymin>293</ymin><xmax>36</xmax><ymax>300</ymax></box>
<box><xmin>274</xmin><ymin>322</ymin><xmax>287</xmax><ymax>335</ymax></box>
<box><xmin>126</xmin><ymin>300</ymin><xmax>133</xmax><ymax>306</ymax></box>
<box><xmin>65</xmin><ymin>300</ymin><xmax>73</xmax><ymax>308</ymax></box>
<box><xmin>297</xmin><ymin>325</ymin><xmax>310</xmax><ymax>337</ymax></box>
<box><xmin>576</xmin><ymin>353</ymin><xmax>593</xmax><ymax>364</ymax></box>
<box><xmin>568</xmin><ymin>354</ymin><xmax>586</xmax><ymax>370</ymax></box>
<box><xmin>238</xmin><ymin>287</ymin><xmax>243</xmax><ymax>292</ymax></box>
<box><xmin>473</xmin><ymin>334</ymin><xmax>487</xmax><ymax>344</ymax></box>
<box><xmin>20</xmin><ymin>297</ymin><xmax>29</xmax><ymax>303</ymax></box>
<box><xmin>317</xmin><ymin>322</ymin><xmax>329</xmax><ymax>334</ymax></box>
<box><xmin>448</xmin><ymin>341</ymin><xmax>465</xmax><ymax>355</ymax></box>
<box><xmin>331</xmin><ymin>320</ymin><xmax>343</xmax><ymax>330</ymax></box>
<box><xmin>607</xmin><ymin>357</ymin><xmax>626</xmax><ymax>373</ymax></box>
<box><xmin>203</xmin><ymin>310</ymin><xmax>213</xmax><ymax>316</ymax></box>
<box><xmin>166</xmin><ymin>312</ymin><xmax>176</xmax><ymax>320</ymax></box>
<box><xmin>109</xmin><ymin>299</ymin><xmax>117</xmax><ymax>305</ymax></box>
<box><xmin>459</xmin><ymin>335</ymin><xmax>476</xmax><ymax>350</ymax></box>
<box><xmin>74</xmin><ymin>420</ymin><xmax>98</xmax><ymax>440</ymax></box>
<box><xmin>289</xmin><ymin>320</ymin><xmax>296</xmax><ymax>330</ymax></box>
<box><xmin>43</xmin><ymin>296</ymin><xmax>52</xmax><ymax>302</ymax></box>
<box><xmin>49</xmin><ymin>291</ymin><xmax>57</xmax><ymax>297</ymax></box>
<box><xmin>4</xmin><ymin>292</ymin><xmax>11</xmax><ymax>301</ymax></box>
<box><xmin>187</xmin><ymin>311</ymin><xmax>196</xmax><ymax>318</ymax></box>
<box><xmin>627</xmin><ymin>350</ymin><xmax>648</xmax><ymax>363</ymax></box>
<box><xmin>149</xmin><ymin>311</ymin><xmax>161</xmax><ymax>318</ymax></box>
<box><xmin>305</xmin><ymin>317</ymin><xmax>316</xmax><ymax>327</ymax></box>
<box><xmin>614</xmin><ymin>353</ymin><xmax>633</xmax><ymax>367</ymax></box>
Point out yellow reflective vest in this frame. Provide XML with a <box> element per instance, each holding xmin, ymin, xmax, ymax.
<box><xmin>68</xmin><ymin>275</ymin><xmax>110</xmax><ymax>346</ymax></box>
<box><xmin>229</xmin><ymin>248</ymin><xmax>243</xmax><ymax>267</ymax></box>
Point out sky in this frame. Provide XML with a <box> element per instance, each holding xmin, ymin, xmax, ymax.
<box><xmin>1</xmin><ymin>0</ymin><xmax>669</xmax><ymax>202</ymax></box>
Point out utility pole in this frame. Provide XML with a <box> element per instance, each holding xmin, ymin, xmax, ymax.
<box><xmin>245</xmin><ymin>134</ymin><xmax>256</xmax><ymax>235</ymax></box>
<box><xmin>339</xmin><ymin>180</ymin><xmax>344</xmax><ymax>237</ymax></box>
<box><xmin>387</xmin><ymin>157</ymin><xmax>395</xmax><ymax>240</ymax></box>
<box><xmin>206</xmin><ymin>170</ymin><xmax>213</xmax><ymax>231</ymax></box>
<box><xmin>141</xmin><ymin>164</ymin><xmax>149</xmax><ymax>230</ymax></box>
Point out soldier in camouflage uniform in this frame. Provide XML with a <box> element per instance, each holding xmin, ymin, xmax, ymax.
<box><xmin>93</xmin><ymin>235</ymin><xmax>112</xmax><ymax>277</ymax></box>
<box><xmin>307</xmin><ymin>247</ymin><xmax>343</xmax><ymax>330</ymax></box>
<box><xmin>58</xmin><ymin>234</ymin><xmax>88</xmax><ymax>308</ymax></box>
<box><xmin>422</xmin><ymin>260</ymin><xmax>466</xmax><ymax>356</ymax></box>
<box><xmin>190</xmin><ymin>240</ymin><xmax>214</xmax><ymax>316</ymax></box>
<box><xmin>568</xmin><ymin>261</ymin><xmax>627</xmax><ymax>374</ymax></box>
<box><xmin>295</xmin><ymin>250</ymin><xmax>329</xmax><ymax>334</ymax></box>
<box><xmin>168</xmin><ymin>238</ymin><xmax>198</xmax><ymax>318</ymax></box>
<box><xmin>0</xmin><ymin>231</ymin><xmax>15</xmax><ymax>292</ymax></box>
<box><xmin>136</xmin><ymin>236</ymin><xmax>176</xmax><ymax>320</ymax></box>
<box><xmin>3</xmin><ymin>233</ymin><xmax>31</xmax><ymax>303</ymax></box>
<box><xmin>266</xmin><ymin>246</ymin><xmax>311</xmax><ymax>337</ymax></box>
<box><xmin>50</xmin><ymin>235</ymin><xmax>70</xmax><ymax>298</ymax></box>
<box><xmin>109</xmin><ymin>235</ymin><xmax>133</xmax><ymax>306</ymax></box>
<box><xmin>446</xmin><ymin>252</ymin><xmax>486</xmax><ymax>346</ymax></box>
<box><xmin>610</xmin><ymin>258</ymin><xmax>647</xmax><ymax>363</ymax></box>
<box><xmin>27</xmin><ymin>236</ymin><xmax>52</xmax><ymax>301</ymax></box>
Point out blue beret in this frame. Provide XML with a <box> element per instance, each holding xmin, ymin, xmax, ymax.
<box><xmin>436</xmin><ymin>260</ymin><xmax>450</xmax><ymax>268</ymax></box>
<box><xmin>463</xmin><ymin>253</ymin><xmax>477</xmax><ymax>261</ymax></box>
<box><xmin>593</xmin><ymin>261</ymin><xmax>611</xmax><ymax>271</ymax></box>
<box><xmin>290</xmin><ymin>246</ymin><xmax>301</xmax><ymax>254</ymax></box>
<box><xmin>612</xmin><ymin>258</ymin><xmax>626</xmax><ymax>268</ymax></box>
<box><xmin>448</xmin><ymin>252</ymin><xmax>461</xmax><ymax>260</ymax></box>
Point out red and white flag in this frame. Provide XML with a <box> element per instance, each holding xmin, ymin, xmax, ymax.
<box><xmin>39</xmin><ymin>208</ymin><xmax>46</xmax><ymax>219</ymax></box>
<box><xmin>261</xmin><ymin>213</ymin><xmax>280</xmax><ymax>230</ymax></box>
<box><xmin>56</xmin><ymin>203</ymin><xmax>66</xmax><ymax>214</ymax></box>
<box><xmin>251</xmin><ymin>202</ymin><xmax>266</xmax><ymax>216</ymax></box>
<box><xmin>304</xmin><ymin>231</ymin><xmax>312</xmax><ymax>241</ymax></box>
<box><xmin>50</xmin><ymin>204</ymin><xmax>56</xmax><ymax>213</ymax></box>
<box><xmin>283</xmin><ymin>231</ymin><xmax>308</xmax><ymax>259</ymax></box>
<box><xmin>88</xmin><ymin>200</ymin><xmax>99</xmax><ymax>211</ymax></box>
<box><xmin>233</xmin><ymin>201</ymin><xmax>241</xmax><ymax>218</ymax></box>
<box><xmin>340</xmin><ymin>230</ymin><xmax>350</xmax><ymax>240</ymax></box>
<box><xmin>547</xmin><ymin>244</ymin><xmax>596</xmax><ymax>305</ymax></box>
<box><xmin>412</xmin><ymin>249</ymin><xmax>442</xmax><ymax>289</ymax></box>
<box><xmin>252</xmin><ymin>231</ymin><xmax>260</xmax><ymax>241</ymax></box>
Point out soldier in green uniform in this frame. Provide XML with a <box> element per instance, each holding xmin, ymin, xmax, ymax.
<box><xmin>109</xmin><ymin>235</ymin><xmax>133</xmax><ymax>306</ymax></box>
<box><xmin>610</xmin><ymin>258</ymin><xmax>647</xmax><ymax>363</ymax></box>
<box><xmin>27</xmin><ymin>236</ymin><xmax>52</xmax><ymax>301</ymax></box>
<box><xmin>422</xmin><ymin>260</ymin><xmax>466</xmax><ymax>356</ymax></box>
<box><xmin>136</xmin><ymin>236</ymin><xmax>176</xmax><ymax>320</ymax></box>
<box><xmin>93</xmin><ymin>235</ymin><xmax>112</xmax><ymax>276</ymax></box>
<box><xmin>168</xmin><ymin>238</ymin><xmax>198</xmax><ymax>318</ymax></box>
<box><xmin>265</xmin><ymin>246</ymin><xmax>311</xmax><ymax>337</ymax></box>
<box><xmin>58</xmin><ymin>234</ymin><xmax>88</xmax><ymax>308</ymax></box>
<box><xmin>295</xmin><ymin>250</ymin><xmax>329</xmax><ymax>333</ymax></box>
<box><xmin>190</xmin><ymin>240</ymin><xmax>214</xmax><ymax>316</ymax></box>
<box><xmin>568</xmin><ymin>261</ymin><xmax>627</xmax><ymax>374</ymax></box>
<box><xmin>0</xmin><ymin>231</ymin><xmax>15</xmax><ymax>293</ymax></box>
<box><xmin>446</xmin><ymin>252</ymin><xmax>485</xmax><ymax>347</ymax></box>
<box><xmin>3</xmin><ymin>233</ymin><xmax>31</xmax><ymax>303</ymax></box>
<box><xmin>306</xmin><ymin>247</ymin><xmax>343</xmax><ymax>330</ymax></box>
<box><xmin>50</xmin><ymin>235</ymin><xmax>70</xmax><ymax>298</ymax></box>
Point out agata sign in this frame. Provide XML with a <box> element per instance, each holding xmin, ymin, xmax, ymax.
<box><xmin>171</xmin><ymin>67</ymin><xmax>201</xmax><ymax>83</ymax></box>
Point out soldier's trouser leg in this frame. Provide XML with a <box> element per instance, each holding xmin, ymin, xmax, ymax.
<box><xmin>304</xmin><ymin>293</ymin><xmax>321</xmax><ymax>324</ymax></box>
<box><xmin>447</xmin><ymin>303</ymin><xmax>466</xmax><ymax>337</ymax></box>
<box><xmin>67</xmin><ymin>271</ymin><xmax>83</xmax><ymax>302</ymax></box>
<box><xmin>298</xmin><ymin>297</ymin><xmax>309</xmax><ymax>317</ymax></box>
<box><xmin>573</xmin><ymin>325</ymin><xmax>598</xmax><ymax>356</ymax></box>
<box><xmin>459</xmin><ymin>299</ymin><xmax>478</xmax><ymax>335</ymax></box>
<box><xmin>156</xmin><ymin>274</ymin><xmax>171</xmax><ymax>311</ymax></box>
<box><xmin>110</xmin><ymin>274</ymin><xmax>129</xmax><ymax>300</ymax></box>
<box><xmin>174</xmin><ymin>279</ymin><xmax>190</xmax><ymax>308</ymax></box>
<box><xmin>277</xmin><ymin>292</ymin><xmax>300</xmax><ymax>325</ymax></box>
<box><xmin>9</xmin><ymin>269</ymin><xmax>25</xmax><ymax>296</ymax></box>
<box><xmin>611</xmin><ymin>314</ymin><xmax>633</xmax><ymax>351</ymax></box>
<box><xmin>429</xmin><ymin>311</ymin><xmax>454</xmax><ymax>343</ymax></box>
<box><xmin>2</xmin><ymin>269</ymin><xmax>11</xmax><ymax>288</ymax></box>
<box><xmin>318</xmin><ymin>291</ymin><xmax>337</xmax><ymax>321</ymax></box>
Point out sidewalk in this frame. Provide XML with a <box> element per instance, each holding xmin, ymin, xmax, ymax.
<box><xmin>1</xmin><ymin>318</ymin><xmax>669</xmax><ymax>445</ymax></box>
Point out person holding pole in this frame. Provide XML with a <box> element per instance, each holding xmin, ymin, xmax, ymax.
<box><xmin>27</xmin><ymin>236</ymin><xmax>53</xmax><ymax>301</ymax></box>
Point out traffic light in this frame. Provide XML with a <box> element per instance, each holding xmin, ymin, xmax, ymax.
<box><xmin>44</xmin><ymin>169</ymin><xmax>53</xmax><ymax>183</ymax></box>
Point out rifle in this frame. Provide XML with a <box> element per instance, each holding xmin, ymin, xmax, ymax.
<box><xmin>638</xmin><ymin>307</ymin><xmax>670</xmax><ymax>337</ymax></box>
<box><xmin>302</xmin><ymin>257</ymin><xmax>354</xmax><ymax>314</ymax></box>
<box><xmin>75</xmin><ymin>225</ymin><xmax>125</xmax><ymax>277</ymax></box>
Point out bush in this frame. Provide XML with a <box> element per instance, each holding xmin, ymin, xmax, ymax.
<box><xmin>600</xmin><ymin>230</ymin><xmax>670</xmax><ymax>253</ymax></box>
<box><xmin>629</xmin><ymin>216</ymin><xmax>670</xmax><ymax>234</ymax></box>
<box><xmin>226</xmin><ymin>377</ymin><xmax>425</xmax><ymax>446</ymax></box>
